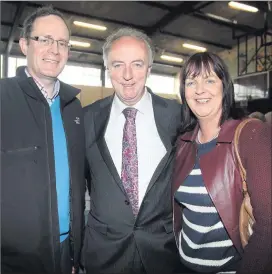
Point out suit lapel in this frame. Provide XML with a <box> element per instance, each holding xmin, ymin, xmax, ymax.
<box><xmin>95</xmin><ymin>96</ymin><xmax>127</xmax><ymax>194</ymax></box>
<box><xmin>145</xmin><ymin>92</ymin><xmax>174</xmax><ymax>193</ymax></box>
<box><xmin>152</xmin><ymin>94</ymin><xmax>173</xmax><ymax>151</ymax></box>
<box><xmin>94</xmin><ymin>91</ymin><xmax>177</xmax><ymax>196</ymax></box>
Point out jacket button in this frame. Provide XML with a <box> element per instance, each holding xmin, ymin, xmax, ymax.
<box><xmin>125</xmin><ymin>200</ymin><xmax>130</xmax><ymax>205</ymax></box>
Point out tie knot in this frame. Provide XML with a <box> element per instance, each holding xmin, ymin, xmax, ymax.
<box><xmin>123</xmin><ymin>108</ymin><xmax>137</xmax><ymax>120</ymax></box>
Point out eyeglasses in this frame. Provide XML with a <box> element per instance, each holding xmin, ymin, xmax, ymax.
<box><xmin>29</xmin><ymin>36</ymin><xmax>71</xmax><ymax>50</ymax></box>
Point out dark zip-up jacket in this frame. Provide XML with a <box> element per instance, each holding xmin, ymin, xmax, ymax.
<box><xmin>1</xmin><ymin>67</ymin><xmax>86</xmax><ymax>274</ymax></box>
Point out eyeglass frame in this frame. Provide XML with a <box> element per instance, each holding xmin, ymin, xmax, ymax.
<box><xmin>28</xmin><ymin>35</ymin><xmax>72</xmax><ymax>50</ymax></box>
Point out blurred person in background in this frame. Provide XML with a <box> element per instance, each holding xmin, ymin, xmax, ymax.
<box><xmin>265</xmin><ymin>111</ymin><xmax>272</xmax><ymax>124</ymax></box>
<box><xmin>248</xmin><ymin>111</ymin><xmax>265</xmax><ymax>121</ymax></box>
<box><xmin>172</xmin><ymin>52</ymin><xmax>271</xmax><ymax>274</ymax></box>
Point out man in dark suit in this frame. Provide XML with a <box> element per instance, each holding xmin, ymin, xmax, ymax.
<box><xmin>83</xmin><ymin>27</ymin><xmax>184</xmax><ymax>274</ymax></box>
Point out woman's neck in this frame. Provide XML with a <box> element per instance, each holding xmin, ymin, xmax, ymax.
<box><xmin>198</xmin><ymin>119</ymin><xmax>221</xmax><ymax>144</ymax></box>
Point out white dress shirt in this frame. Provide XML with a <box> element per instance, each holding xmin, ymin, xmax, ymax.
<box><xmin>105</xmin><ymin>89</ymin><xmax>167</xmax><ymax>206</ymax></box>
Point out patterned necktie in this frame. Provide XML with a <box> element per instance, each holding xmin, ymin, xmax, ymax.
<box><xmin>121</xmin><ymin>107</ymin><xmax>138</xmax><ymax>216</ymax></box>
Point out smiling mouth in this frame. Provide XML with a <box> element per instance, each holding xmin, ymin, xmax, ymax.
<box><xmin>43</xmin><ymin>59</ymin><xmax>59</xmax><ymax>64</ymax></box>
<box><xmin>196</xmin><ymin>99</ymin><xmax>211</xmax><ymax>104</ymax></box>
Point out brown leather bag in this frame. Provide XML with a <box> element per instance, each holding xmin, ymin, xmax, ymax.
<box><xmin>234</xmin><ymin>118</ymin><xmax>257</xmax><ymax>249</ymax></box>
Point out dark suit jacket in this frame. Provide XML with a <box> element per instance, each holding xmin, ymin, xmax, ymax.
<box><xmin>82</xmin><ymin>89</ymin><xmax>183</xmax><ymax>274</ymax></box>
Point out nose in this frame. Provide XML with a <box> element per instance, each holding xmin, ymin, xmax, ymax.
<box><xmin>195</xmin><ymin>83</ymin><xmax>205</xmax><ymax>95</ymax></box>
<box><xmin>49</xmin><ymin>40</ymin><xmax>60</xmax><ymax>55</ymax></box>
<box><xmin>123</xmin><ymin>66</ymin><xmax>133</xmax><ymax>81</ymax></box>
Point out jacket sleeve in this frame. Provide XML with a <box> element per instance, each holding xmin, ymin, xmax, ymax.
<box><xmin>237</xmin><ymin>120</ymin><xmax>272</xmax><ymax>274</ymax></box>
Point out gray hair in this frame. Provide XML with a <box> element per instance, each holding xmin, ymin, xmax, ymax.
<box><xmin>21</xmin><ymin>5</ymin><xmax>70</xmax><ymax>42</ymax></box>
<box><xmin>102</xmin><ymin>27</ymin><xmax>155</xmax><ymax>68</ymax></box>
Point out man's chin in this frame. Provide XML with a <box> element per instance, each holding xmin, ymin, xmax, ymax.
<box><xmin>122</xmin><ymin>94</ymin><xmax>145</xmax><ymax>106</ymax></box>
<box><xmin>117</xmin><ymin>94</ymin><xmax>137</xmax><ymax>106</ymax></box>
<box><xmin>41</xmin><ymin>72</ymin><xmax>60</xmax><ymax>80</ymax></box>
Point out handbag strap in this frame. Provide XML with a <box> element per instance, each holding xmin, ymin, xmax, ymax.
<box><xmin>233</xmin><ymin>118</ymin><xmax>258</xmax><ymax>194</ymax></box>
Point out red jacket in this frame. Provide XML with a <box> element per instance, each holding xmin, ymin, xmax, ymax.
<box><xmin>172</xmin><ymin>119</ymin><xmax>271</xmax><ymax>274</ymax></box>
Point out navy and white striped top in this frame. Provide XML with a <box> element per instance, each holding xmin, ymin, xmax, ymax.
<box><xmin>174</xmin><ymin>138</ymin><xmax>240</xmax><ymax>273</ymax></box>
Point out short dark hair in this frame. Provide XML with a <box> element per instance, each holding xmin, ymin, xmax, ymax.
<box><xmin>21</xmin><ymin>5</ymin><xmax>70</xmax><ymax>41</ymax></box>
<box><xmin>179</xmin><ymin>52</ymin><xmax>245</xmax><ymax>134</ymax></box>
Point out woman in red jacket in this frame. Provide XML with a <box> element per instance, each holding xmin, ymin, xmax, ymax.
<box><xmin>172</xmin><ymin>52</ymin><xmax>271</xmax><ymax>274</ymax></box>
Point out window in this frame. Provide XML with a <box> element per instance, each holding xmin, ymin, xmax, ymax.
<box><xmin>59</xmin><ymin>64</ymin><xmax>102</xmax><ymax>87</ymax></box>
<box><xmin>105</xmin><ymin>70</ymin><xmax>113</xmax><ymax>88</ymax></box>
<box><xmin>6</xmin><ymin>57</ymin><xmax>102</xmax><ymax>87</ymax></box>
<box><xmin>146</xmin><ymin>74</ymin><xmax>176</xmax><ymax>95</ymax></box>
<box><xmin>234</xmin><ymin>72</ymin><xmax>269</xmax><ymax>101</ymax></box>
<box><xmin>8</xmin><ymin>57</ymin><xmax>27</xmax><ymax>77</ymax></box>
<box><xmin>0</xmin><ymin>55</ymin><xmax>3</xmax><ymax>79</ymax></box>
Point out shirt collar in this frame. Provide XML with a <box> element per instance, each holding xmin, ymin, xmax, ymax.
<box><xmin>25</xmin><ymin>68</ymin><xmax>60</xmax><ymax>104</ymax></box>
<box><xmin>112</xmin><ymin>87</ymin><xmax>152</xmax><ymax>117</ymax></box>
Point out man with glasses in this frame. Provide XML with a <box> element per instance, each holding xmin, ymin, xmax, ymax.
<box><xmin>1</xmin><ymin>6</ymin><xmax>85</xmax><ymax>274</ymax></box>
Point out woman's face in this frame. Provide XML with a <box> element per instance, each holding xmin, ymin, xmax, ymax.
<box><xmin>184</xmin><ymin>69</ymin><xmax>223</xmax><ymax>122</ymax></box>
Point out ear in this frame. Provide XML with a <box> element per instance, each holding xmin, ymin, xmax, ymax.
<box><xmin>147</xmin><ymin>66</ymin><xmax>152</xmax><ymax>77</ymax></box>
<box><xmin>19</xmin><ymin>38</ymin><xmax>28</xmax><ymax>56</ymax></box>
<box><xmin>68</xmin><ymin>46</ymin><xmax>72</xmax><ymax>58</ymax></box>
<box><xmin>106</xmin><ymin>67</ymin><xmax>111</xmax><ymax>77</ymax></box>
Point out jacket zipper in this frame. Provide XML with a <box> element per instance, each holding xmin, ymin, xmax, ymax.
<box><xmin>44</xmin><ymin>105</ymin><xmax>57</xmax><ymax>272</ymax></box>
<box><xmin>61</xmin><ymin>108</ymin><xmax>75</xmax><ymax>266</ymax></box>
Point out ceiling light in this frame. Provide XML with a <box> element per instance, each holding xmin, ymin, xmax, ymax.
<box><xmin>160</xmin><ymin>55</ymin><xmax>183</xmax><ymax>63</ymax></box>
<box><xmin>182</xmin><ymin>43</ymin><xmax>207</xmax><ymax>52</ymax></box>
<box><xmin>69</xmin><ymin>40</ymin><xmax>91</xmax><ymax>48</ymax></box>
<box><xmin>73</xmin><ymin>21</ymin><xmax>107</xmax><ymax>31</ymax></box>
<box><xmin>205</xmin><ymin>13</ymin><xmax>237</xmax><ymax>24</ymax></box>
<box><xmin>228</xmin><ymin>1</ymin><xmax>258</xmax><ymax>13</ymax></box>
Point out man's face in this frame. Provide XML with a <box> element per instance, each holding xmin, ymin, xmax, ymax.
<box><xmin>107</xmin><ymin>36</ymin><xmax>151</xmax><ymax>106</ymax></box>
<box><xmin>19</xmin><ymin>15</ymin><xmax>70</xmax><ymax>81</ymax></box>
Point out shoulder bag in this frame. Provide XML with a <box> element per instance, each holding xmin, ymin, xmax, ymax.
<box><xmin>234</xmin><ymin>118</ymin><xmax>257</xmax><ymax>248</ymax></box>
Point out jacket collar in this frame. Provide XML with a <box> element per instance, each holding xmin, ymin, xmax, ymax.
<box><xmin>16</xmin><ymin>66</ymin><xmax>80</xmax><ymax>104</ymax></box>
<box><xmin>94</xmin><ymin>87</ymin><xmax>169</xmax><ymax>140</ymax></box>
<box><xmin>180</xmin><ymin>119</ymin><xmax>241</xmax><ymax>143</ymax></box>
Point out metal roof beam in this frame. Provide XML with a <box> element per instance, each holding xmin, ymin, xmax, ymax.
<box><xmin>69</xmin><ymin>48</ymin><xmax>102</xmax><ymax>57</ymax></box>
<box><xmin>159</xmin><ymin>49</ymin><xmax>190</xmax><ymax>58</ymax></box>
<box><xmin>1</xmin><ymin>21</ymin><xmax>105</xmax><ymax>44</ymax></box>
<box><xmin>6</xmin><ymin>2</ymin><xmax>26</xmax><ymax>54</ymax></box>
<box><xmin>161</xmin><ymin>30</ymin><xmax>232</xmax><ymax>50</ymax></box>
<box><xmin>243</xmin><ymin>1</ymin><xmax>268</xmax><ymax>13</ymax></box>
<box><xmin>136</xmin><ymin>1</ymin><xmax>172</xmax><ymax>11</ymax></box>
<box><xmin>25</xmin><ymin>1</ymin><xmax>148</xmax><ymax>32</ymax></box>
<box><xmin>70</xmin><ymin>34</ymin><xmax>104</xmax><ymax>43</ymax></box>
<box><xmin>193</xmin><ymin>11</ymin><xmax>258</xmax><ymax>33</ymax></box>
<box><xmin>147</xmin><ymin>1</ymin><xmax>209</xmax><ymax>36</ymax></box>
